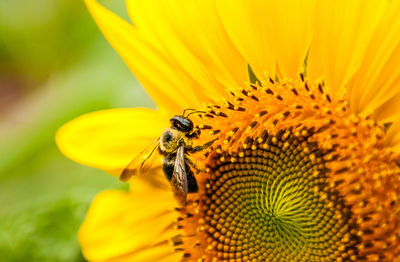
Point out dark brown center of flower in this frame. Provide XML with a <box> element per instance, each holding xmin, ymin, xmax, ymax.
<box><xmin>202</xmin><ymin>130</ymin><xmax>358</xmax><ymax>261</ymax></box>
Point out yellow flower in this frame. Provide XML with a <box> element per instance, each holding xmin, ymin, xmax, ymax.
<box><xmin>56</xmin><ymin>0</ymin><xmax>400</xmax><ymax>261</ymax></box>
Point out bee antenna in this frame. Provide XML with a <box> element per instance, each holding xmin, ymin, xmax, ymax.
<box><xmin>182</xmin><ymin>108</ymin><xmax>197</xmax><ymax>117</ymax></box>
<box><xmin>186</xmin><ymin>110</ymin><xmax>207</xmax><ymax>118</ymax></box>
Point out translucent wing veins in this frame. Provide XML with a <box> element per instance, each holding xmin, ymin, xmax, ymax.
<box><xmin>171</xmin><ymin>146</ymin><xmax>188</xmax><ymax>206</ymax></box>
<box><xmin>120</xmin><ymin>137</ymin><xmax>161</xmax><ymax>181</ymax></box>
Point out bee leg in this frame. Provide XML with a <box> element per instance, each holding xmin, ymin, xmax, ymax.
<box><xmin>185</xmin><ymin>155</ymin><xmax>206</xmax><ymax>173</ymax></box>
<box><xmin>185</xmin><ymin>163</ymin><xmax>199</xmax><ymax>193</ymax></box>
<box><xmin>186</xmin><ymin>129</ymin><xmax>201</xmax><ymax>138</ymax></box>
<box><xmin>187</xmin><ymin>138</ymin><xmax>218</xmax><ymax>153</ymax></box>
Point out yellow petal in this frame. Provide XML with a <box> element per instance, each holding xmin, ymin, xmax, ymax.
<box><xmin>126</xmin><ymin>0</ymin><xmax>242</xmax><ymax>99</ymax></box>
<box><xmin>218</xmin><ymin>0</ymin><xmax>315</xmax><ymax>80</ymax></box>
<box><xmin>307</xmin><ymin>0</ymin><xmax>391</xmax><ymax>99</ymax></box>
<box><xmin>217</xmin><ymin>0</ymin><xmax>275</xmax><ymax>79</ymax></box>
<box><xmin>84</xmin><ymin>0</ymin><xmax>205</xmax><ymax>111</ymax></box>
<box><xmin>348</xmin><ymin>0</ymin><xmax>400</xmax><ymax>116</ymax></box>
<box><xmin>372</xmin><ymin>92</ymin><xmax>400</xmax><ymax>124</ymax></box>
<box><xmin>79</xmin><ymin>186</ymin><xmax>180</xmax><ymax>262</ymax></box>
<box><xmin>56</xmin><ymin>108</ymin><xmax>168</xmax><ymax>174</ymax></box>
<box><xmin>103</xmin><ymin>244</ymin><xmax>181</xmax><ymax>262</ymax></box>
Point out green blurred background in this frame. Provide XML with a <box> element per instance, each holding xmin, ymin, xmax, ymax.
<box><xmin>0</xmin><ymin>1</ymin><xmax>153</xmax><ymax>261</ymax></box>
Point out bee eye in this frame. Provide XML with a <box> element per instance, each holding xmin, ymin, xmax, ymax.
<box><xmin>163</xmin><ymin>131</ymin><xmax>173</xmax><ymax>143</ymax></box>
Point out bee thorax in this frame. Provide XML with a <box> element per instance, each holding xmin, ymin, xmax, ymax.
<box><xmin>160</xmin><ymin>128</ymin><xmax>183</xmax><ymax>153</ymax></box>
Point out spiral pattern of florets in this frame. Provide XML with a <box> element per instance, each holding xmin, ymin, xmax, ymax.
<box><xmin>202</xmin><ymin>129</ymin><xmax>357</xmax><ymax>261</ymax></box>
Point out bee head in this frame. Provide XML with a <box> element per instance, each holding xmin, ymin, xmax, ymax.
<box><xmin>170</xmin><ymin>115</ymin><xmax>193</xmax><ymax>133</ymax></box>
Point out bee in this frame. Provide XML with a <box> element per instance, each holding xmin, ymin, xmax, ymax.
<box><xmin>120</xmin><ymin>109</ymin><xmax>217</xmax><ymax>206</ymax></box>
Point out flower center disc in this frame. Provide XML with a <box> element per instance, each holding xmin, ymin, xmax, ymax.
<box><xmin>203</xmin><ymin>131</ymin><xmax>354</xmax><ymax>261</ymax></box>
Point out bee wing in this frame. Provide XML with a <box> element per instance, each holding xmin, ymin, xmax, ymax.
<box><xmin>171</xmin><ymin>146</ymin><xmax>188</xmax><ymax>206</ymax></box>
<box><xmin>120</xmin><ymin>137</ymin><xmax>161</xmax><ymax>181</ymax></box>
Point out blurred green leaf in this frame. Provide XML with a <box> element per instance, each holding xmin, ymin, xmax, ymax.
<box><xmin>0</xmin><ymin>1</ymin><xmax>152</xmax><ymax>261</ymax></box>
<box><xmin>0</xmin><ymin>198</ymin><xmax>88</xmax><ymax>262</ymax></box>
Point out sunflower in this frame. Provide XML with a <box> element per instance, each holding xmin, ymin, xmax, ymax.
<box><xmin>56</xmin><ymin>0</ymin><xmax>400</xmax><ymax>261</ymax></box>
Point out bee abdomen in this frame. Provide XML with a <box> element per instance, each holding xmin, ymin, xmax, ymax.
<box><xmin>162</xmin><ymin>156</ymin><xmax>175</xmax><ymax>181</ymax></box>
<box><xmin>162</xmin><ymin>156</ymin><xmax>198</xmax><ymax>193</ymax></box>
<box><xmin>186</xmin><ymin>167</ymin><xmax>198</xmax><ymax>193</ymax></box>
